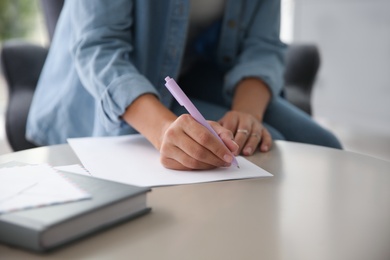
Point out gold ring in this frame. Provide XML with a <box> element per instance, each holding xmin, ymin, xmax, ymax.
<box><xmin>250</xmin><ymin>133</ymin><xmax>260</xmax><ymax>139</ymax></box>
<box><xmin>236</xmin><ymin>129</ymin><xmax>249</xmax><ymax>135</ymax></box>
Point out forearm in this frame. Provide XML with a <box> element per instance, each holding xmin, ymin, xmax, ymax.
<box><xmin>122</xmin><ymin>94</ymin><xmax>177</xmax><ymax>150</ymax></box>
<box><xmin>232</xmin><ymin>78</ymin><xmax>271</xmax><ymax>122</ymax></box>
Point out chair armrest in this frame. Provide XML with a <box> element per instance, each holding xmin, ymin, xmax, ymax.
<box><xmin>284</xmin><ymin>43</ymin><xmax>320</xmax><ymax>94</ymax></box>
<box><xmin>1</xmin><ymin>40</ymin><xmax>48</xmax><ymax>151</ymax></box>
<box><xmin>283</xmin><ymin>44</ymin><xmax>321</xmax><ymax>115</ymax></box>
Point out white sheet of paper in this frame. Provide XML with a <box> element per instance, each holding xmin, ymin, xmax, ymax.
<box><xmin>0</xmin><ymin>180</ymin><xmax>37</xmax><ymax>202</ymax></box>
<box><xmin>54</xmin><ymin>164</ymin><xmax>91</xmax><ymax>176</ymax></box>
<box><xmin>68</xmin><ymin>135</ymin><xmax>272</xmax><ymax>187</ymax></box>
<box><xmin>0</xmin><ymin>164</ymin><xmax>91</xmax><ymax>214</ymax></box>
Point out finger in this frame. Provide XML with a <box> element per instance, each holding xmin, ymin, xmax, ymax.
<box><xmin>240</xmin><ymin>120</ymin><xmax>263</xmax><ymax>155</ymax></box>
<box><xmin>179</xmin><ymin>115</ymin><xmax>234</xmax><ymax>167</ymax></box>
<box><xmin>179</xmin><ymin>135</ymin><xmax>231</xmax><ymax>168</ymax></box>
<box><xmin>161</xmin><ymin>157</ymin><xmax>192</xmax><ymax>171</ymax></box>
<box><xmin>218</xmin><ymin>111</ymin><xmax>238</xmax><ymax>133</ymax></box>
<box><xmin>161</xmin><ymin>115</ymin><xmax>227</xmax><ymax>169</ymax></box>
<box><xmin>242</xmin><ymin>132</ymin><xmax>261</xmax><ymax>156</ymax></box>
<box><xmin>209</xmin><ymin>121</ymin><xmax>239</xmax><ymax>154</ymax></box>
<box><xmin>160</xmin><ymin>141</ymin><xmax>218</xmax><ymax>170</ymax></box>
<box><xmin>259</xmin><ymin>128</ymin><xmax>272</xmax><ymax>152</ymax></box>
<box><xmin>234</xmin><ymin>124</ymin><xmax>252</xmax><ymax>155</ymax></box>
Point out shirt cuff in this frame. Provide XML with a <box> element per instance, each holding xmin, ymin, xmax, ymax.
<box><xmin>99</xmin><ymin>74</ymin><xmax>160</xmax><ymax>131</ymax></box>
<box><xmin>223</xmin><ymin>59</ymin><xmax>284</xmax><ymax>104</ymax></box>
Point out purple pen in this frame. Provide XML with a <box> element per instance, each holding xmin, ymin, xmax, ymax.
<box><xmin>165</xmin><ymin>76</ymin><xmax>239</xmax><ymax>168</ymax></box>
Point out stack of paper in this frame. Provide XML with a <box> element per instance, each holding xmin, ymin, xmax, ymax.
<box><xmin>0</xmin><ymin>164</ymin><xmax>91</xmax><ymax>214</ymax></box>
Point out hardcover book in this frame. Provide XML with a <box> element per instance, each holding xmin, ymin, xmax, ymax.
<box><xmin>0</xmin><ymin>165</ymin><xmax>151</xmax><ymax>252</ymax></box>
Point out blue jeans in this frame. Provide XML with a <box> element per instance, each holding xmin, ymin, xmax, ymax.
<box><xmin>172</xmin><ymin>61</ymin><xmax>342</xmax><ymax>149</ymax></box>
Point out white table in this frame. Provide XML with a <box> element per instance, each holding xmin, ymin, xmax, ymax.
<box><xmin>1</xmin><ymin>141</ymin><xmax>390</xmax><ymax>260</ymax></box>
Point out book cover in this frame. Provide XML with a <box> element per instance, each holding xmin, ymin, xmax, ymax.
<box><xmin>0</xmin><ymin>168</ymin><xmax>151</xmax><ymax>252</ymax></box>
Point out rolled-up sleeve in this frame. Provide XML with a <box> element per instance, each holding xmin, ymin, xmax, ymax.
<box><xmin>68</xmin><ymin>0</ymin><xmax>159</xmax><ymax>131</ymax></box>
<box><xmin>224</xmin><ymin>0</ymin><xmax>287</xmax><ymax>101</ymax></box>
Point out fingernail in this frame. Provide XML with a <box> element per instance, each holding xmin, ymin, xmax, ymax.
<box><xmin>244</xmin><ymin>147</ymin><xmax>252</xmax><ymax>155</ymax></box>
<box><xmin>223</xmin><ymin>154</ymin><xmax>233</xmax><ymax>163</ymax></box>
<box><xmin>262</xmin><ymin>145</ymin><xmax>268</xmax><ymax>152</ymax></box>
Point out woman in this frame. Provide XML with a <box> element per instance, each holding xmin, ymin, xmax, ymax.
<box><xmin>27</xmin><ymin>0</ymin><xmax>342</xmax><ymax>170</ymax></box>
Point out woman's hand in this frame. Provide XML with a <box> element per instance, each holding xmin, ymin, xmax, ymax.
<box><xmin>219</xmin><ymin>111</ymin><xmax>272</xmax><ymax>156</ymax></box>
<box><xmin>159</xmin><ymin>114</ymin><xmax>239</xmax><ymax>170</ymax></box>
<box><xmin>226</xmin><ymin>77</ymin><xmax>273</xmax><ymax>155</ymax></box>
<box><xmin>123</xmin><ymin>94</ymin><xmax>238</xmax><ymax>171</ymax></box>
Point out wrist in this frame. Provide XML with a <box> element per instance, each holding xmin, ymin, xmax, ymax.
<box><xmin>232</xmin><ymin>78</ymin><xmax>271</xmax><ymax>122</ymax></box>
<box><xmin>122</xmin><ymin>94</ymin><xmax>176</xmax><ymax>150</ymax></box>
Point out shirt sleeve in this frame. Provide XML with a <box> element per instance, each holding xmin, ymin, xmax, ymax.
<box><xmin>223</xmin><ymin>0</ymin><xmax>287</xmax><ymax>101</ymax></box>
<box><xmin>68</xmin><ymin>0</ymin><xmax>160</xmax><ymax>131</ymax></box>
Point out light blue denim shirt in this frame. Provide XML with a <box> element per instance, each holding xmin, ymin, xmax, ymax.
<box><xmin>26</xmin><ymin>0</ymin><xmax>286</xmax><ymax>145</ymax></box>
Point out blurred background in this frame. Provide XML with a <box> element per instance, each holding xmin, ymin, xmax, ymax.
<box><xmin>0</xmin><ymin>0</ymin><xmax>389</xmax><ymax>161</ymax></box>
<box><xmin>0</xmin><ymin>0</ymin><xmax>48</xmax><ymax>154</ymax></box>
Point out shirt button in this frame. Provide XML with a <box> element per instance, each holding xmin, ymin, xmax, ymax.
<box><xmin>227</xmin><ymin>19</ymin><xmax>236</xmax><ymax>29</ymax></box>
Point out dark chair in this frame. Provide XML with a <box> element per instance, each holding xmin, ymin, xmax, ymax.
<box><xmin>1</xmin><ymin>41</ymin><xmax>48</xmax><ymax>151</ymax></box>
<box><xmin>0</xmin><ymin>0</ymin><xmax>320</xmax><ymax>151</ymax></box>
<box><xmin>0</xmin><ymin>0</ymin><xmax>63</xmax><ymax>151</ymax></box>
<box><xmin>283</xmin><ymin>43</ymin><xmax>320</xmax><ymax>115</ymax></box>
